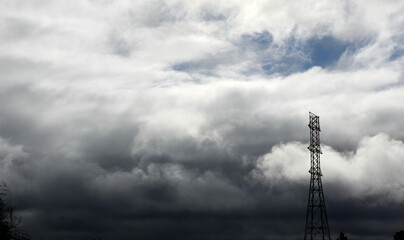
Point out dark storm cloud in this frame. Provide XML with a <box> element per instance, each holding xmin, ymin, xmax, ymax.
<box><xmin>2</xmin><ymin>84</ymin><xmax>402</xmax><ymax>240</ymax></box>
<box><xmin>0</xmin><ymin>81</ymin><xmax>306</xmax><ymax>239</ymax></box>
<box><xmin>2</xmin><ymin>79</ymin><xmax>404</xmax><ymax>240</ymax></box>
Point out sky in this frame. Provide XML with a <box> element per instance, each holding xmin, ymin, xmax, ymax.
<box><xmin>1</xmin><ymin>0</ymin><xmax>404</xmax><ymax>239</ymax></box>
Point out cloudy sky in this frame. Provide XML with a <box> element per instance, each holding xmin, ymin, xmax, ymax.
<box><xmin>1</xmin><ymin>0</ymin><xmax>404</xmax><ymax>239</ymax></box>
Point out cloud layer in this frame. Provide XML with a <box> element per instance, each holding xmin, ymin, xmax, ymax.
<box><xmin>1</xmin><ymin>0</ymin><xmax>404</xmax><ymax>239</ymax></box>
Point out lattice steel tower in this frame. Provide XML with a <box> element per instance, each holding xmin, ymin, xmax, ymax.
<box><xmin>304</xmin><ymin>112</ymin><xmax>330</xmax><ymax>240</ymax></box>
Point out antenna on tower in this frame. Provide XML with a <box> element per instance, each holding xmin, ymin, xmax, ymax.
<box><xmin>304</xmin><ymin>112</ymin><xmax>331</xmax><ymax>240</ymax></box>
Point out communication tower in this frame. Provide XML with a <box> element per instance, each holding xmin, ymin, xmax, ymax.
<box><xmin>304</xmin><ymin>112</ymin><xmax>331</xmax><ymax>240</ymax></box>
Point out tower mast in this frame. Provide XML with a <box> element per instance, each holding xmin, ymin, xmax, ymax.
<box><xmin>304</xmin><ymin>112</ymin><xmax>331</xmax><ymax>240</ymax></box>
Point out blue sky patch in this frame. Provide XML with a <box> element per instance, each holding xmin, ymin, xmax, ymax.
<box><xmin>261</xmin><ymin>35</ymin><xmax>355</xmax><ymax>75</ymax></box>
<box><xmin>389</xmin><ymin>47</ymin><xmax>404</xmax><ymax>61</ymax></box>
<box><xmin>172</xmin><ymin>33</ymin><xmax>361</xmax><ymax>77</ymax></box>
<box><xmin>308</xmin><ymin>36</ymin><xmax>350</xmax><ymax>68</ymax></box>
<box><xmin>171</xmin><ymin>59</ymin><xmax>219</xmax><ymax>76</ymax></box>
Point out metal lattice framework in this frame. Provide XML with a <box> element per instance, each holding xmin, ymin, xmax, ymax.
<box><xmin>304</xmin><ymin>112</ymin><xmax>331</xmax><ymax>240</ymax></box>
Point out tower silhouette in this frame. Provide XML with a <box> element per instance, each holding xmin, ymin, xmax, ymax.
<box><xmin>304</xmin><ymin>112</ymin><xmax>331</xmax><ymax>240</ymax></box>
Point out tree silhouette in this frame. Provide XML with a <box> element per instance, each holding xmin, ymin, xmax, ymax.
<box><xmin>394</xmin><ymin>231</ymin><xmax>404</xmax><ymax>240</ymax></box>
<box><xmin>0</xmin><ymin>182</ymin><xmax>30</xmax><ymax>240</ymax></box>
<box><xmin>337</xmin><ymin>232</ymin><xmax>348</xmax><ymax>240</ymax></box>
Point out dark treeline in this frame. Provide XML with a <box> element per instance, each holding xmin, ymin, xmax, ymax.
<box><xmin>335</xmin><ymin>231</ymin><xmax>404</xmax><ymax>240</ymax></box>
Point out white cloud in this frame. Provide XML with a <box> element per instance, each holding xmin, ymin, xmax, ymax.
<box><xmin>255</xmin><ymin>133</ymin><xmax>404</xmax><ymax>202</ymax></box>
